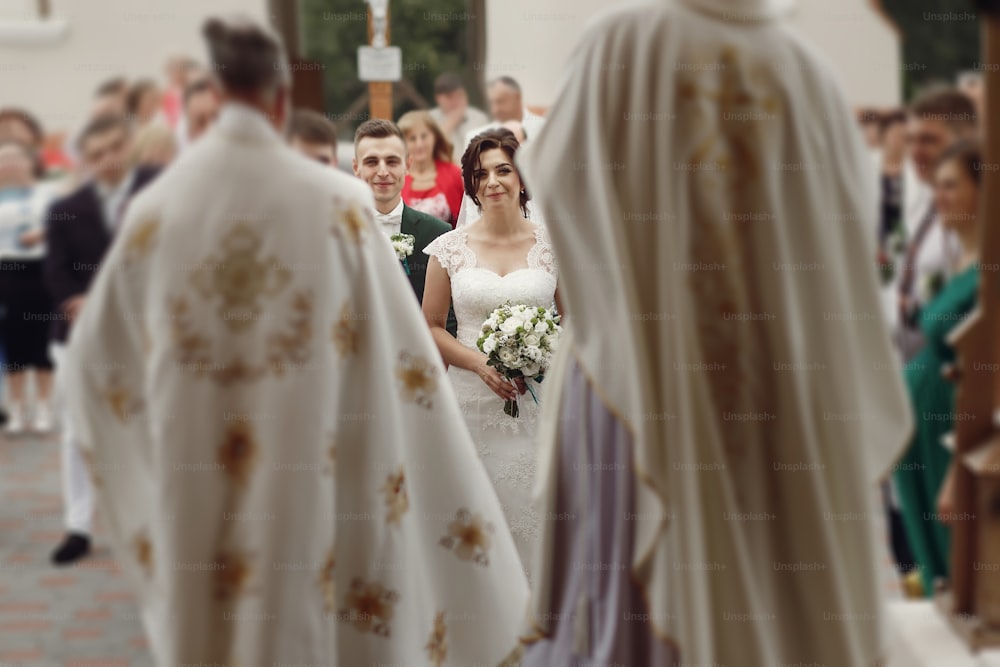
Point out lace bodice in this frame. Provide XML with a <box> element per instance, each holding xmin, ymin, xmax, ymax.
<box><xmin>425</xmin><ymin>225</ymin><xmax>558</xmax><ymax>348</ymax></box>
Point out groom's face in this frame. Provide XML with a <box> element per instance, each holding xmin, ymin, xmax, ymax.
<box><xmin>353</xmin><ymin>135</ymin><xmax>409</xmax><ymax>207</ymax></box>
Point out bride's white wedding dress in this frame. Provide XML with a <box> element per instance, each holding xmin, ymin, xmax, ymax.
<box><xmin>425</xmin><ymin>223</ymin><xmax>557</xmax><ymax>578</ymax></box>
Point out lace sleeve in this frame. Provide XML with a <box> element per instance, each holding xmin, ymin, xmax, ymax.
<box><xmin>529</xmin><ymin>226</ymin><xmax>558</xmax><ymax>278</ymax></box>
<box><xmin>424</xmin><ymin>230</ymin><xmax>472</xmax><ymax>276</ymax></box>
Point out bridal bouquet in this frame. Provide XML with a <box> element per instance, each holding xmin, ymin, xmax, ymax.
<box><xmin>477</xmin><ymin>302</ymin><xmax>562</xmax><ymax>418</ymax></box>
<box><xmin>390</xmin><ymin>233</ymin><xmax>415</xmax><ymax>275</ymax></box>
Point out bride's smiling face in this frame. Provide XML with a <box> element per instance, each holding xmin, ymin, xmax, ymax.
<box><xmin>474</xmin><ymin>148</ymin><xmax>521</xmax><ymax>211</ymax></box>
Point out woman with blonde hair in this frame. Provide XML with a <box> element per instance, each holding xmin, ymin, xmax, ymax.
<box><xmin>131</xmin><ymin>121</ymin><xmax>178</xmax><ymax>168</ymax></box>
<box><xmin>398</xmin><ymin>110</ymin><xmax>463</xmax><ymax>226</ymax></box>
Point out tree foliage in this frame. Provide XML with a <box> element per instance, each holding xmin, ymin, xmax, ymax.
<box><xmin>301</xmin><ymin>0</ymin><xmax>471</xmax><ymax>134</ymax></box>
<box><xmin>881</xmin><ymin>0</ymin><xmax>981</xmax><ymax>100</ymax></box>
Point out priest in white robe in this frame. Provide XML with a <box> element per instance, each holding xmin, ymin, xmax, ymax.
<box><xmin>519</xmin><ymin>0</ymin><xmax>913</xmax><ymax>665</ymax></box>
<box><xmin>63</xmin><ymin>15</ymin><xmax>528</xmax><ymax>665</ymax></box>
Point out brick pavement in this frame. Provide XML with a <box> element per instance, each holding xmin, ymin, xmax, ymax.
<box><xmin>0</xmin><ymin>430</ymin><xmax>153</xmax><ymax>666</ymax></box>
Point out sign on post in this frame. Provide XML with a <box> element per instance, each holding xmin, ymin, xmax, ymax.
<box><xmin>358</xmin><ymin>45</ymin><xmax>402</xmax><ymax>82</ymax></box>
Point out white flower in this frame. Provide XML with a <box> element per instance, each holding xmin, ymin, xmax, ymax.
<box><xmin>498</xmin><ymin>349</ymin><xmax>516</xmax><ymax>365</ymax></box>
<box><xmin>389</xmin><ymin>233</ymin><xmax>414</xmax><ymax>261</ymax></box>
<box><xmin>483</xmin><ymin>335</ymin><xmax>498</xmax><ymax>355</ymax></box>
<box><xmin>524</xmin><ymin>333</ymin><xmax>539</xmax><ymax>347</ymax></box>
<box><xmin>523</xmin><ymin>363</ymin><xmax>540</xmax><ymax>377</ymax></box>
<box><xmin>534</xmin><ymin>321</ymin><xmax>548</xmax><ymax>334</ymax></box>
<box><xmin>499</xmin><ymin>317</ymin><xmax>521</xmax><ymax>335</ymax></box>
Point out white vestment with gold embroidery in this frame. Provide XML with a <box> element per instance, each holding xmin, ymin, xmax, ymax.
<box><xmin>520</xmin><ymin>1</ymin><xmax>913</xmax><ymax>664</ymax></box>
<box><xmin>64</xmin><ymin>103</ymin><xmax>529</xmax><ymax>665</ymax></box>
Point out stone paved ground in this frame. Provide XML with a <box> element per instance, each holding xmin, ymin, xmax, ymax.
<box><xmin>0</xmin><ymin>430</ymin><xmax>153</xmax><ymax>667</ymax></box>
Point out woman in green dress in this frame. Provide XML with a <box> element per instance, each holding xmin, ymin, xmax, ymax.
<box><xmin>895</xmin><ymin>139</ymin><xmax>982</xmax><ymax>596</ymax></box>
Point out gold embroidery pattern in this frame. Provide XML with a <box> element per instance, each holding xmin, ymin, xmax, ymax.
<box><xmin>170</xmin><ymin>295</ymin><xmax>216</xmax><ymax>373</ymax></box>
<box><xmin>266</xmin><ymin>291</ymin><xmax>313</xmax><ymax>376</ymax></box>
<box><xmin>213</xmin><ymin>551</ymin><xmax>251</xmax><ymax>602</ymax></box>
<box><xmin>134</xmin><ymin>531</ymin><xmax>154</xmax><ymax>578</ymax></box>
<box><xmin>103</xmin><ymin>374</ymin><xmax>142</xmax><ymax>423</ymax></box>
<box><xmin>124</xmin><ymin>218</ymin><xmax>160</xmax><ymax>265</ymax></box>
<box><xmin>335</xmin><ymin>203</ymin><xmax>370</xmax><ymax>244</ymax></box>
<box><xmin>677</xmin><ymin>46</ymin><xmax>779</xmax><ymax>193</ymax></box>
<box><xmin>332</xmin><ymin>301</ymin><xmax>359</xmax><ymax>358</ymax></box>
<box><xmin>169</xmin><ymin>291</ymin><xmax>314</xmax><ymax>385</ymax></box>
<box><xmin>319</xmin><ymin>547</ymin><xmax>335</xmax><ymax>612</ymax></box>
<box><xmin>678</xmin><ymin>45</ymin><xmax>778</xmax><ymax>479</ymax></box>
<box><xmin>381</xmin><ymin>466</ymin><xmax>409</xmax><ymax>526</ymax></box>
<box><xmin>190</xmin><ymin>224</ymin><xmax>292</xmax><ymax>332</ymax></box>
<box><xmin>395</xmin><ymin>352</ymin><xmax>438</xmax><ymax>410</ymax></box>
<box><xmin>425</xmin><ymin>611</ymin><xmax>447</xmax><ymax>666</ymax></box>
<box><xmin>80</xmin><ymin>449</ymin><xmax>103</xmax><ymax>488</ymax></box>
<box><xmin>439</xmin><ymin>509</ymin><xmax>494</xmax><ymax>566</ymax></box>
<box><xmin>339</xmin><ymin>578</ymin><xmax>399</xmax><ymax>637</ymax></box>
<box><xmin>218</xmin><ymin>423</ymin><xmax>259</xmax><ymax>488</ymax></box>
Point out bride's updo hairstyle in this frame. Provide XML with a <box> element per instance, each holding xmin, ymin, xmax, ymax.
<box><xmin>461</xmin><ymin>128</ymin><xmax>530</xmax><ymax>217</ymax></box>
<box><xmin>202</xmin><ymin>15</ymin><xmax>290</xmax><ymax>97</ymax></box>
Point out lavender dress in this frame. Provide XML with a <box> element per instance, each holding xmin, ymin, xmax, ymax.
<box><xmin>523</xmin><ymin>359</ymin><xmax>676</xmax><ymax>665</ymax></box>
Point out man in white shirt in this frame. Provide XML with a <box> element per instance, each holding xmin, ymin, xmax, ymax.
<box><xmin>287</xmin><ymin>108</ymin><xmax>339</xmax><ymax>168</ymax></box>
<box><xmin>428</xmin><ymin>72</ymin><xmax>489</xmax><ymax>163</ymax></box>
<box><xmin>895</xmin><ymin>87</ymin><xmax>977</xmax><ymax>361</ymax></box>
<box><xmin>464</xmin><ymin>76</ymin><xmax>545</xmax><ymax>148</ymax></box>
<box><xmin>352</xmin><ymin>119</ymin><xmax>454</xmax><ymax>334</ymax></box>
<box><xmin>176</xmin><ymin>76</ymin><xmax>221</xmax><ymax>149</ymax></box>
<box><xmin>44</xmin><ymin>114</ymin><xmax>160</xmax><ymax>565</ymax></box>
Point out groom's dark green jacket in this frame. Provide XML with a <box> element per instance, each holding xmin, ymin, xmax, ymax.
<box><xmin>401</xmin><ymin>205</ymin><xmax>457</xmax><ymax>337</ymax></box>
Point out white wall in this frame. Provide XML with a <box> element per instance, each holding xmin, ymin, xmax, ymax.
<box><xmin>484</xmin><ymin>0</ymin><xmax>613</xmax><ymax>110</ymax></box>
<box><xmin>486</xmin><ymin>0</ymin><xmax>900</xmax><ymax>110</ymax></box>
<box><xmin>786</xmin><ymin>0</ymin><xmax>901</xmax><ymax>107</ymax></box>
<box><xmin>0</xmin><ymin>0</ymin><xmax>268</xmax><ymax>134</ymax></box>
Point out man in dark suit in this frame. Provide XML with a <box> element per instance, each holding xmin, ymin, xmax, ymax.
<box><xmin>352</xmin><ymin>119</ymin><xmax>456</xmax><ymax>334</ymax></box>
<box><xmin>44</xmin><ymin>113</ymin><xmax>159</xmax><ymax>565</ymax></box>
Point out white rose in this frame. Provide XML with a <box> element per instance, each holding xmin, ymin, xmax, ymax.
<box><xmin>523</xmin><ymin>363</ymin><xmax>540</xmax><ymax>377</ymax></box>
<box><xmin>534</xmin><ymin>321</ymin><xmax>548</xmax><ymax>334</ymax></box>
<box><xmin>483</xmin><ymin>335</ymin><xmax>497</xmax><ymax>354</ymax></box>
<box><xmin>499</xmin><ymin>317</ymin><xmax>521</xmax><ymax>335</ymax></box>
<box><xmin>524</xmin><ymin>333</ymin><xmax>540</xmax><ymax>347</ymax></box>
<box><xmin>498</xmin><ymin>348</ymin><xmax>516</xmax><ymax>365</ymax></box>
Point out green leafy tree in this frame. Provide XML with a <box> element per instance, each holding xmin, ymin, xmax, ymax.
<box><xmin>881</xmin><ymin>0</ymin><xmax>981</xmax><ymax>100</ymax></box>
<box><xmin>301</xmin><ymin>0</ymin><xmax>472</xmax><ymax>135</ymax></box>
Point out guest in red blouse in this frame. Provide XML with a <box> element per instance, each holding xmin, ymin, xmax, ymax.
<box><xmin>398</xmin><ymin>110</ymin><xmax>464</xmax><ymax>227</ymax></box>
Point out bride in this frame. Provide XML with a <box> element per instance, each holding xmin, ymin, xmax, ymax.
<box><xmin>423</xmin><ymin>128</ymin><xmax>560</xmax><ymax>578</ymax></box>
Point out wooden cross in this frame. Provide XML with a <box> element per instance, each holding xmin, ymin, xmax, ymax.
<box><xmin>367</xmin><ymin>0</ymin><xmax>393</xmax><ymax>120</ymax></box>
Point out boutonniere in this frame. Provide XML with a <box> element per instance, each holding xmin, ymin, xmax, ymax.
<box><xmin>390</xmin><ymin>233</ymin><xmax>415</xmax><ymax>275</ymax></box>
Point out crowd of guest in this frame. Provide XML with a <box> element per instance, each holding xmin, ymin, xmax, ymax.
<box><xmin>858</xmin><ymin>75</ymin><xmax>986</xmax><ymax>598</ymax></box>
<box><xmin>0</xmin><ymin>51</ymin><xmax>545</xmax><ymax>568</ymax></box>
<box><xmin>2</xmin><ymin>37</ymin><xmax>985</xmax><ymax>610</ymax></box>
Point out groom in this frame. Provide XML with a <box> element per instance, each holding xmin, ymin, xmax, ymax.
<box><xmin>352</xmin><ymin>119</ymin><xmax>456</xmax><ymax>335</ymax></box>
